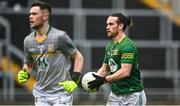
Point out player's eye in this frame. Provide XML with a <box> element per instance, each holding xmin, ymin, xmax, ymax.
<box><xmin>29</xmin><ymin>12</ymin><xmax>37</xmax><ymax>16</ymax></box>
<box><xmin>107</xmin><ymin>23</ymin><xmax>114</xmax><ymax>26</ymax></box>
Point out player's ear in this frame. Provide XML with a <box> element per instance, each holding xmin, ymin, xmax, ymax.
<box><xmin>118</xmin><ymin>23</ymin><xmax>123</xmax><ymax>30</ymax></box>
<box><xmin>43</xmin><ymin>11</ymin><xmax>49</xmax><ymax>21</ymax></box>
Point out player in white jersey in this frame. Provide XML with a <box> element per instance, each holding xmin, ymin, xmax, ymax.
<box><xmin>17</xmin><ymin>1</ymin><xmax>84</xmax><ymax>106</ymax></box>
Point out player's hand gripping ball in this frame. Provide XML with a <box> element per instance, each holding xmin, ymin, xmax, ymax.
<box><xmin>81</xmin><ymin>72</ymin><xmax>98</xmax><ymax>93</ymax></box>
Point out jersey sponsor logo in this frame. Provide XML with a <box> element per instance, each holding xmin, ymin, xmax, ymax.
<box><xmin>35</xmin><ymin>50</ymin><xmax>49</xmax><ymax>72</ymax></box>
<box><xmin>122</xmin><ymin>53</ymin><xmax>134</xmax><ymax>59</ymax></box>
<box><xmin>109</xmin><ymin>58</ymin><xmax>117</xmax><ymax>73</ymax></box>
<box><xmin>37</xmin><ymin>56</ymin><xmax>49</xmax><ymax>72</ymax></box>
<box><xmin>29</xmin><ymin>48</ymin><xmax>36</xmax><ymax>52</ymax></box>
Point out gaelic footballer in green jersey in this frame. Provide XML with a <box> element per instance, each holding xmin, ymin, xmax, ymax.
<box><xmin>104</xmin><ymin>36</ymin><xmax>143</xmax><ymax>94</ymax></box>
<box><xmin>88</xmin><ymin>13</ymin><xmax>146</xmax><ymax>105</ymax></box>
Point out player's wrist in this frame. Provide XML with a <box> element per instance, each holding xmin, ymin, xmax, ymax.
<box><xmin>72</xmin><ymin>71</ymin><xmax>81</xmax><ymax>84</ymax></box>
<box><xmin>103</xmin><ymin>77</ymin><xmax>107</xmax><ymax>83</ymax></box>
<box><xmin>105</xmin><ymin>76</ymin><xmax>112</xmax><ymax>83</ymax></box>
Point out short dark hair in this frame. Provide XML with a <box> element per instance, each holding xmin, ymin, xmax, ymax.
<box><xmin>110</xmin><ymin>13</ymin><xmax>133</xmax><ymax>31</ymax></box>
<box><xmin>31</xmin><ymin>1</ymin><xmax>51</xmax><ymax>13</ymax></box>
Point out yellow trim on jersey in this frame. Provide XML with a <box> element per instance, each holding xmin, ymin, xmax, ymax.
<box><xmin>112</xmin><ymin>34</ymin><xmax>126</xmax><ymax>44</ymax></box>
<box><xmin>122</xmin><ymin>53</ymin><xmax>134</xmax><ymax>59</ymax></box>
<box><xmin>34</xmin><ymin>35</ymin><xmax>47</xmax><ymax>43</ymax></box>
<box><xmin>118</xmin><ymin>34</ymin><xmax>126</xmax><ymax>43</ymax></box>
<box><xmin>34</xmin><ymin>26</ymin><xmax>51</xmax><ymax>43</ymax></box>
<box><xmin>31</xmin><ymin>51</ymin><xmax>62</xmax><ymax>57</ymax></box>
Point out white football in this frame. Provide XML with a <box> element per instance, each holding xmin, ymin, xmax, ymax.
<box><xmin>81</xmin><ymin>72</ymin><xmax>98</xmax><ymax>92</ymax></box>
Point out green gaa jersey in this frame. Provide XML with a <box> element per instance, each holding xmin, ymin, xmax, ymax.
<box><xmin>103</xmin><ymin>35</ymin><xmax>143</xmax><ymax>95</ymax></box>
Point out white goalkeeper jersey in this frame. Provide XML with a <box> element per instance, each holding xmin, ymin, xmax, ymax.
<box><xmin>24</xmin><ymin>26</ymin><xmax>77</xmax><ymax>97</ymax></box>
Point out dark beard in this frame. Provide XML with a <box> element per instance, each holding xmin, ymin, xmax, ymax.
<box><xmin>108</xmin><ymin>31</ymin><xmax>119</xmax><ymax>38</ymax></box>
<box><xmin>31</xmin><ymin>23</ymin><xmax>44</xmax><ymax>30</ymax></box>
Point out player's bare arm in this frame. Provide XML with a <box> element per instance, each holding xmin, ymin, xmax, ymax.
<box><xmin>106</xmin><ymin>63</ymin><xmax>132</xmax><ymax>82</ymax></box>
<box><xmin>59</xmin><ymin>50</ymin><xmax>84</xmax><ymax>93</ymax></box>
<box><xmin>71</xmin><ymin>50</ymin><xmax>84</xmax><ymax>73</ymax></box>
<box><xmin>97</xmin><ymin>63</ymin><xmax>110</xmax><ymax>77</ymax></box>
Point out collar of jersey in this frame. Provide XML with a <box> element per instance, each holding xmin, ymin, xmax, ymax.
<box><xmin>34</xmin><ymin>26</ymin><xmax>51</xmax><ymax>37</ymax></box>
<box><xmin>34</xmin><ymin>26</ymin><xmax>51</xmax><ymax>43</ymax></box>
<box><xmin>113</xmin><ymin>34</ymin><xmax>126</xmax><ymax>44</ymax></box>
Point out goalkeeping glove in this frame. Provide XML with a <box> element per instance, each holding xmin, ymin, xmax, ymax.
<box><xmin>59</xmin><ymin>72</ymin><xmax>81</xmax><ymax>93</ymax></box>
<box><xmin>59</xmin><ymin>81</ymin><xmax>77</xmax><ymax>93</ymax></box>
<box><xmin>88</xmin><ymin>73</ymin><xmax>107</xmax><ymax>90</ymax></box>
<box><xmin>17</xmin><ymin>69</ymin><xmax>30</xmax><ymax>84</ymax></box>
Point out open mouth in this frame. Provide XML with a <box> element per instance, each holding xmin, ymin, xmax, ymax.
<box><xmin>29</xmin><ymin>20</ymin><xmax>34</xmax><ymax>24</ymax></box>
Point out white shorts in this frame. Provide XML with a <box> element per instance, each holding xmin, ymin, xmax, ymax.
<box><xmin>106</xmin><ymin>90</ymin><xmax>147</xmax><ymax>106</ymax></box>
<box><xmin>35</xmin><ymin>94</ymin><xmax>73</xmax><ymax>106</ymax></box>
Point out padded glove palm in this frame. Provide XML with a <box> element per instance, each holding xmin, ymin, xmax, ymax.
<box><xmin>18</xmin><ymin>70</ymin><xmax>30</xmax><ymax>84</ymax></box>
<box><xmin>59</xmin><ymin>81</ymin><xmax>77</xmax><ymax>93</ymax></box>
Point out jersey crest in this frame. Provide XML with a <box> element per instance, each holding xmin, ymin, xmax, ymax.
<box><xmin>48</xmin><ymin>44</ymin><xmax>54</xmax><ymax>53</ymax></box>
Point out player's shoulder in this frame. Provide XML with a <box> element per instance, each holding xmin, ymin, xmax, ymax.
<box><xmin>121</xmin><ymin>36</ymin><xmax>137</xmax><ymax>51</ymax></box>
<box><xmin>105</xmin><ymin>41</ymin><xmax>114</xmax><ymax>49</ymax></box>
<box><xmin>50</xmin><ymin>27</ymin><xmax>68</xmax><ymax>37</ymax></box>
<box><xmin>24</xmin><ymin>31</ymin><xmax>35</xmax><ymax>42</ymax></box>
<box><xmin>123</xmin><ymin>36</ymin><xmax>135</xmax><ymax>45</ymax></box>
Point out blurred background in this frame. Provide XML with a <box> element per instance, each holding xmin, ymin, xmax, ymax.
<box><xmin>0</xmin><ymin>0</ymin><xmax>180</xmax><ymax>105</ymax></box>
